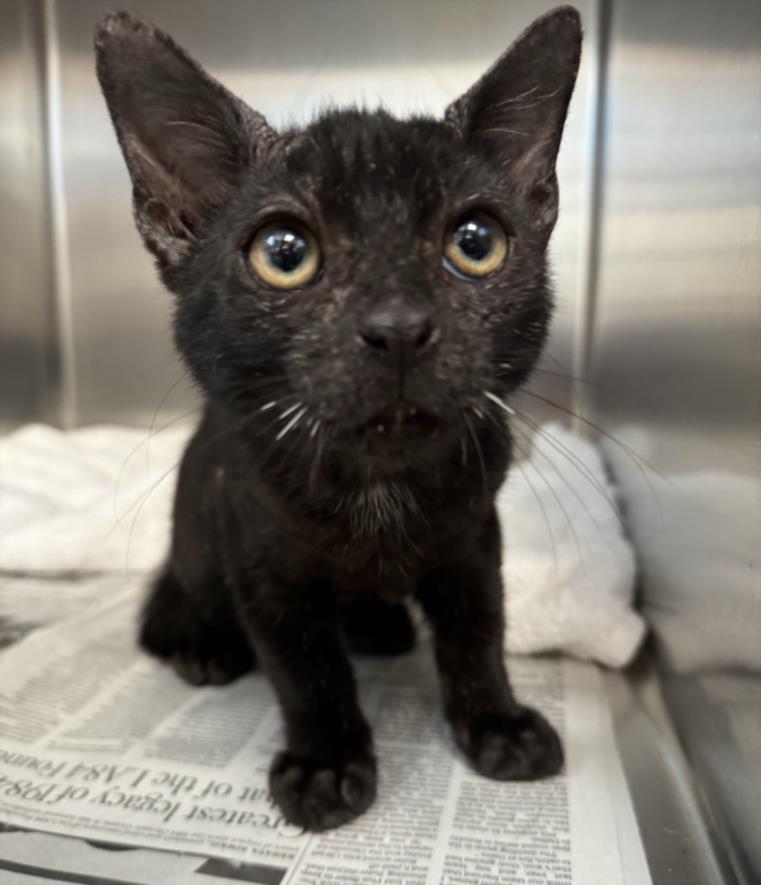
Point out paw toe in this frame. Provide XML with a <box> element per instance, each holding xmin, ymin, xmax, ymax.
<box><xmin>269</xmin><ymin>751</ymin><xmax>377</xmax><ymax>831</ymax></box>
<box><xmin>457</xmin><ymin>707</ymin><xmax>564</xmax><ymax>781</ymax></box>
<box><xmin>169</xmin><ymin>647</ymin><xmax>254</xmax><ymax>687</ymax></box>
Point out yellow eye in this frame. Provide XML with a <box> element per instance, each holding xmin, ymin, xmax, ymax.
<box><xmin>248</xmin><ymin>221</ymin><xmax>321</xmax><ymax>289</ymax></box>
<box><xmin>444</xmin><ymin>213</ymin><xmax>508</xmax><ymax>278</ymax></box>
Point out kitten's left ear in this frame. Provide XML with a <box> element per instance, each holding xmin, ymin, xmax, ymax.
<box><xmin>446</xmin><ymin>6</ymin><xmax>582</xmax><ymax>236</ymax></box>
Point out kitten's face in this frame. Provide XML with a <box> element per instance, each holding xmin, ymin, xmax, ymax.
<box><xmin>96</xmin><ymin>9</ymin><xmax>581</xmax><ymax>469</ymax></box>
<box><xmin>182</xmin><ymin>112</ymin><xmax>553</xmax><ymax>462</ymax></box>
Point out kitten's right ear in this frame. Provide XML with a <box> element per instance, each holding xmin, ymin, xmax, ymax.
<box><xmin>95</xmin><ymin>12</ymin><xmax>277</xmax><ymax>269</ymax></box>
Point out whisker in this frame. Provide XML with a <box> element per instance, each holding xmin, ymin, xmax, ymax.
<box><xmin>511</xmin><ymin>423</ymin><xmax>583</xmax><ymax>565</ymax></box>
<box><xmin>113</xmin><ymin>402</ymin><xmax>200</xmax><ymax>518</ymax></box>
<box><xmin>308</xmin><ymin>425</ymin><xmax>326</xmax><ymax>492</ymax></box>
<box><xmin>281</xmin><ymin>409</ymin><xmax>319</xmax><ymax>489</ymax></box>
<box><xmin>112</xmin><ymin>374</ymin><xmax>188</xmax><ymax>514</ymax></box>
<box><xmin>464</xmin><ymin>412</ymin><xmax>487</xmax><ymax>497</ymax></box>
<box><xmin>124</xmin><ymin>457</ymin><xmax>183</xmax><ymax>582</ymax></box>
<box><xmin>508</xmin><ymin>432</ymin><xmax>559</xmax><ymax>580</ymax></box>
<box><xmin>145</xmin><ymin>375</ymin><xmax>190</xmax><ymax>473</ymax></box>
<box><xmin>482</xmin><ymin>390</ymin><xmax>607</xmax><ymax>569</ymax></box>
<box><xmin>278</xmin><ymin>402</ymin><xmax>303</xmax><ymax>420</ymax></box>
<box><xmin>511</xmin><ymin>421</ymin><xmax>598</xmax><ymax>556</ymax></box>
<box><xmin>484</xmin><ymin>389</ymin><xmax>515</xmax><ymax>416</ymax></box>
<box><xmin>520</xmin><ymin>389</ymin><xmax>666</xmax><ymax>527</ymax></box>
<box><xmin>509</xmin><ymin>406</ymin><xmax>621</xmax><ymax>530</ymax></box>
<box><xmin>477</xmin><ymin>399</ymin><xmax>509</xmax><ymax>436</ymax></box>
<box><xmin>531</xmin><ymin>367</ymin><xmax>600</xmax><ymax>387</ymax></box>
<box><xmin>276</xmin><ymin>406</ymin><xmax>306</xmax><ymax>440</ymax></box>
<box><xmin>115</xmin><ymin>407</ymin><xmax>265</xmax><ymax>571</ymax></box>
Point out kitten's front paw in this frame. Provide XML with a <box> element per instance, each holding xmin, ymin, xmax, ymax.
<box><xmin>269</xmin><ymin>749</ymin><xmax>377</xmax><ymax>831</ymax></box>
<box><xmin>168</xmin><ymin>646</ymin><xmax>254</xmax><ymax>687</ymax></box>
<box><xmin>454</xmin><ymin>707</ymin><xmax>563</xmax><ymax>781</ymax></box>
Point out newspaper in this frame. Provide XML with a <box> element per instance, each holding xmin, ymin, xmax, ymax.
<box><xmin>0</xmin><ymin>578</ymin><xmax>652</xmax><ymax>884</ymax></box>
<box><xmin>0</xmin><ymin>573</ymin><xmax>111</xmax><ymax>651</ymax></box>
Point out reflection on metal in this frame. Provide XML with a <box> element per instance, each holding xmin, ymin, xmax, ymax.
<box><xmin>43</xmin><ymin>0</ymin><xmax>77</xmax><ymax>428</ymax></box>
<box><xmin>0</xmin><ymin>0</ymin><xmax>56</xmax><ymax>429</ymax></box>
<box><xmin>663</xmin><ymin>672</ymin><xmax>761</xmax><ymax>884</ymax></box>
<box><xmin>570</xmin><ymin>0</ymin><xmax>612</xmax><ymax>421</ymax></box>
<box><xmin>605</xmin><ymin>664</ymin><xmax>734</xmax><ymax>885</ymax></box>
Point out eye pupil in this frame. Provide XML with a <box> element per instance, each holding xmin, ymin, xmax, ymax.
<box><xmin>444</xmin><ymin>212</ymin><xmax>507</xmax><ymax>279</ymax></box>
<box><xmin>249</xmin><ymin>220</ymin><xmax>320</xmax><ymax>289</ymax></box>
<box><xmin>454</xmin><ymin>220</ymin><xmax>492</xmax><ymax>261</ymax></box>
<box><xmin>264</xmin><ymin>229</ymin><xmax>308</xmax><ymax>272</ymax></box>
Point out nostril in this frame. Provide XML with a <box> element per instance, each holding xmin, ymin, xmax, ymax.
<box><xmin>413</xmin><ymin>319</ymin><xmax>433</xmax><ymax>350</ymax></box>
<box><xmin>360</xmin><ymin>329</ymin><xmax>389</xmax><ymax>351</ymax></box>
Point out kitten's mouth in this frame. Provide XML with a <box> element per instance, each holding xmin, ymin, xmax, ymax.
<box><xmin>361</xmin><ymin>404</ymin><xmax>442</xmax><ymax>438</ymax></box>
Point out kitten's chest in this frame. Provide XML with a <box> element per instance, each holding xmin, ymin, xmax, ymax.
<box><xmin>325</xmin><ymin>525</ymin><xmax>426</xmax><ymax>601</ymax></box>
<box><xmin>304</xmin><ymin>482</ymin><xmax>466</xmax><ymax>599</ymax></box>
<box><xmin>226</xmin><ymin>448</ymin><xmax>477</xmax><ymax>595</ymax></box>
<box><xmin>269</xmin><ymin>480</ymin><xmax>432</xmax><ymax>598</ymax></box>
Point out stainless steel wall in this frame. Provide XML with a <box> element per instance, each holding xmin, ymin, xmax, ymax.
<box><xmin>592</xmin><ymin>0</ymin><xmax>761</xmax><ymax>674</ymax></box>
<box><xmin>0</xmin><ymin>0</ymin><xmax>56</xmax><ymax>431</ymax></box>
<box><xmin>593</xmin><ymin>5</ymin><xmax>761</xmax><ymax>878</ymax></box>
<box><xmin>0</xmin><ymin>0</ymin><xmax>598</xmax><ymax>428</ymax></box>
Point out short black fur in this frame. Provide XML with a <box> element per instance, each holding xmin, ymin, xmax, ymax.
<box><xmin>96</xmin><ymin>7</ymin><xmax>582</xmax><ymax>831</ymax></box>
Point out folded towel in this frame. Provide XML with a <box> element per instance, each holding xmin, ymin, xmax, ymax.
<box><xmin>0</xmin><ymin>420</ymin><xmax>644</xmax><ymax>667</ymax></box>
<box><xmin>498</xmin><ymin>422</ymin><xmax>643</xmax><ymax>667</ymax></box>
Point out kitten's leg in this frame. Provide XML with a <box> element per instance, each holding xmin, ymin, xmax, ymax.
<box><xmin>140</xmin><ymin>567</ymin><xmax>256</xmax><ymax>686</ymax></box>
<box><xmin>339</xmin><ymin>597</ymin><xmax>416</xmax><ymax>656</ymax></box>
<box><xmin>139</xmin><ymin>412</ymin><xmax>256</xmax><ymax>686</ymax></box>
<box><xmin>237</xmin><ymin>580</ymin><xmax>376</xmax><ymax>831</ymax></box>
<box><xmin>417</xmin><ymin>512</ymin><xmax>563</xmax><ymax>780</ymax></box>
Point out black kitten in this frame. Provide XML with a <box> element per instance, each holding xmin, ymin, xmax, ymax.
<box><xmin>96</xmin><ymin>7</ymin><xmax>581</xmax><ymax>831</ymax></box>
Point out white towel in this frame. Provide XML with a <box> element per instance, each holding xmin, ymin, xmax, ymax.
<box><xmin>498</xmin><ymin>423</ymin><xmax>644</xmax><ymax>667</ymax></box>
<box><xmin>0</xmin><ymin>421</ymin><xmax>645</xmax><ymax>667</ymax></box>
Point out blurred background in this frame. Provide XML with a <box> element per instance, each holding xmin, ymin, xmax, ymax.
<box><xmin>1</xmin><ymin>0</ymin><xmax>759</xmax><ymax>882</ymax></box>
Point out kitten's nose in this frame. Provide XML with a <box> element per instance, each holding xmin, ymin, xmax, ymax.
<box><xmin>358</xmin><ymin>304</ymin><xmax>434</xmax><ymax>367</ymax></box>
